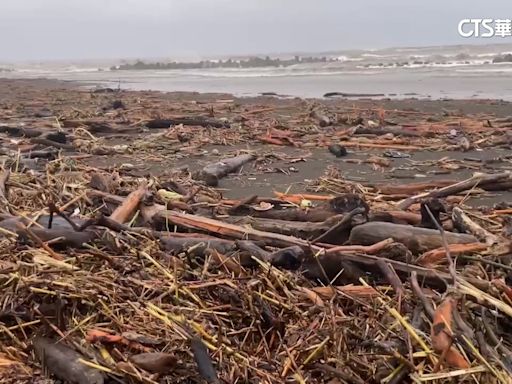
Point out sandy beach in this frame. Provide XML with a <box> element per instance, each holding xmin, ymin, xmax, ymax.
<box><xmin>2</xmin><ymin>78</ymin><xmax>512</xmax><ymax>383</ymax></box>
<box><xmin>2</xmin><ymin>78</ymin><xmax>512</xmax><ymax>204</ymax></box>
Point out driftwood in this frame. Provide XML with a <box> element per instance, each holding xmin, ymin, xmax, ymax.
<box><xmin>30</xmin><ymin>137</ymin><xmax>74</xmax><ymax>150</ymax></box>
<box><xmin>161</xmin><ymin>236</ymin><xmax>235</xmax><ymax>256</ymax></box>
<box><xmin>25</xmin><ymin>150</ymin><xmax>58</xmax><ymax>159</ymax></box>
<box><xmin>0</xmin><ymin>215</ymin><xmax>95</xmax><ymax>248</ymax></box>
<box><xmin>61</xmin><ymin>120</ymin><xmax>137</xmax><ymax>134</ymax></box>
<box><xmin>349</xmin><ymin>222</ymin><xmax>477</xmax><ymax>254</ymax></box>
<box><xmin>324</xmin><ymin>238</ymin><xmax>394</xmax><ymax>255</ymax></box>
<box><xmin>306</xmin><ymin>251</ymin><xmax>490</xmax><ymax>290</ymax></box>
<box><xmin>354</xmin><ymin>125</ymin><xmax>430</xmax><ymax>138</ymax></box>
<box><xmin>397</xmin><ymin>172</ymin><xmax>512</xmax><ymax>210</ymax></box>
<box><xmin>374</xmin><ymin>180</ymin><xmax>458</xmax><ymax>195</ymax></box>
<box><xmin>23</xmin><ymin>226</ymin><xmax>95</xmax><ymax>248</ymax></box>
<box><xmin>163</xmin><ymin>236</ymin><xmax>287</xmax><ymax>268</ymax></box>
<box><xmin>0</xmin><ymin>183</ymin><xmax>147</xmax><ymax>249</ymax></box>
<box><xmin>109</xmin><ymin>184</ymin><xmax>147</xmax><ymax>224</ymax></box>
<box><xmin>235</xmin><ymin>240</ymin><xmax>270</xmax><ymax>261</ymax></box>
<box><xmin>416</xmin><ymin>243</ymin><xmax>489</xmax><ymax>266</ymax></box>
<box><xmin>309</xmin><ymin>285</ymin><xmax>380</xmax><ymax>300</ymax></box>
<box><xmin>194</xmin><ymin>154</ymin><xmax>255</xmax><ymax>186</ymax></box>
<box><xmin>265</xmin><ymin>246</ymin><xmax>305</xmax><ymax>269</ymax></box>
<box><xmin>369</xmin><ymin>210</ymin><xmax>421</xmax><ymax>225</ymax></box>
<box><xmin>243</xmin><ymin>194</ymin><xmax>368</xmax><ymax>223</ymax></box>
<box><xmin>220</xmin><ymin>214</ymin><xmax>353</xmax><ymax>243</ymax></box>
<box><xmin>0</xmin><ymin>126</ymin><xmax>46</xmax><ymax>138</ymax></box>
<box><xmin>0</xmin><ymin>169</ymin><xmax>10</xmax><ymax>211</ymax></box>
<box><xmin>248</xmin><ymin>207</ymin><xmax>335</xmax><ymax>222</ymax></box>
<box><xmin>146</xmin><ymin>208</ymin><xmax>316</xmax><ymax>249</ymax></box>
<box><xmin>483</xmin><ymin>181</ymin><xmax>512</xmax><ymax>191</ymax></box>
<box><xmin>146</xmin><ymin>117</ymin><xmax>229</xmax><ymax>129</ymax></box>
<box><xmin>452</xmin><ymin>207</ymin><xmax>498</xmax><ymax>246</ymax></box>
<box><xmin>312</xmin><ymin>207</ymin><xmax>366</xmax><ymax>244</ymax></box>
<box><xmin>33</xmin><ymin>337</ymin><xmax>104</xmax><ymax>384</ymax></box>
<box><xmin>323</xmin><ymin>92</ymin><xmax>385</xmax><ymax>98</ymax></box>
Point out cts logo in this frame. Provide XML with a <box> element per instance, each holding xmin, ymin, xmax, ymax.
<box><xmin>458</xmin><ymin>19</ymin><xmax>512</xmax><ymax>38</ymax></box>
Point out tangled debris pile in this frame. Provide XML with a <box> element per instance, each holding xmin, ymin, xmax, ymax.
<box><xmin>2</xmin><ymin>80</ymin><xmax>512</xmax><ymax>383</ymax></box>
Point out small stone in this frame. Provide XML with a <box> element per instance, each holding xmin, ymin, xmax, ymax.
<box><xmin>328</xmin><ymin>144</ymin><xmax>348</xmax><ymax>157</ymax></box>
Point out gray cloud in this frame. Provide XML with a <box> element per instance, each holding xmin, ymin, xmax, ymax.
<box><xmin>0</xmin><ymin>0</ymin><xmax>510</xmax><ymax>61</ymax></box>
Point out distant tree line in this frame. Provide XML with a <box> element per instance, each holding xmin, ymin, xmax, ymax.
<box><xmin>111</xmin><ymin>56</ymin><xmax>334</xmax><ymax>70</ymax></box>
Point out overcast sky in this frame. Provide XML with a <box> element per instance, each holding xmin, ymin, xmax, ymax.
<box><xmin>0</xmin><ymin>0</ymin><xmax>510</xmax><ymax>61</ymax></box>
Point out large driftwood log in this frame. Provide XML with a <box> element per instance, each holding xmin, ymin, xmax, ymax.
<box><xmin>194</xmin><ymin>154</ymin><xmax>255</xmax><ymax>186</ymax></box>
<box><xmin>220</xmin><ymin>214</ymin><xmax>352</xmax><ymax>242</ymax></box>
<box><xmin>397</xmin><ymin>172</ymin><xmax>512</xmax><ymax>210</ymax></box>
<box><xmin>349</xmin><ymin>222</ymin><xmax>477</xmax><ymax>254</ymax></box>
<box><xmin>146</xmin><ymin>117</ymin><xmax>229</xmax><ymax>129</ymax></box>
<box><xmin>304</xmin><ymin>251</ymin><xmax>490</xmax><ymax>290</ymax></box>
<box><xmin>0</xmin><ymin>215</ymin><xmax>96</xmax><ymax>247</ymax></box>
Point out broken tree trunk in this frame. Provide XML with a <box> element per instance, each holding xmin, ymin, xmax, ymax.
<box><xmin>349</xmin><ymin>222</ymin><xmax>477</xmax><ymax>254</ymax></box>
<box><xmin>194</xmin><ymin>154</ymin><xmax>255</xmax><ymax>186</ymax></box>
<box><xmin>452</xmin><ymin>207</ymin><xmax>499</xmax><ymax>246</ymax></box>
<box><xmin>397</xmin><ymin>172</ymin><xmax>512</xmax><ymax>210</ymax></box>
<box><xmin>220</xmin><ymin>214</ymin><xmax>352</xmax><ymax>243</ymax></box>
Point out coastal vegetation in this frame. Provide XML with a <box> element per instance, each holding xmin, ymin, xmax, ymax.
<box><xmin>111</xmin><ymin>55</ymin><xmax>336</xmax><ymax>70</ymax></box>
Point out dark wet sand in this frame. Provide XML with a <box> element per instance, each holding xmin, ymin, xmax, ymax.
<box><xmin>2</xmin><ymin>78</ymin><xmax>512</xmax><ymax>207</ymax></box>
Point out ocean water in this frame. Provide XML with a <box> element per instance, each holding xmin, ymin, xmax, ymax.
<box><xmin>2</xmin><ymin>43</ymin><xmax>512</xmax><ymax>100</ymax></box>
